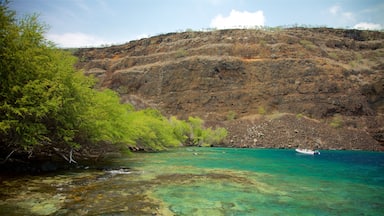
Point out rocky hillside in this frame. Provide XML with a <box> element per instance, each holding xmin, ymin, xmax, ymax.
<box><xmin>74</xmin><ymin>28</ymin><xmax>384</xmax><ymax>151</ymax></box>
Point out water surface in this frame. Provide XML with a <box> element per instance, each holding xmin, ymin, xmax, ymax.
<box><xmin>1</xmin><ymin>148</ymin><xmax>383</xmax><ymax>215</ymax></box>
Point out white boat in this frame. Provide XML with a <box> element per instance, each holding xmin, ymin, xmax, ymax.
<box><xmin>295</xmin><ymin>148</ymin><xmax>320</xmax><ymax>155</ymax></box>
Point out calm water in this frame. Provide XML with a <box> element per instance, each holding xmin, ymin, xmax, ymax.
<box><xmin>1</xmin><ymin>148</ymin><xmax>383</xmax><ymax>215</ymax></box>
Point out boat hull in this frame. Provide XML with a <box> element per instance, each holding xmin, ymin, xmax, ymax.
<box><xmin>295</xmin><ymin>148</ymin><xmax>320</xmax><ymax>155</ymax></box>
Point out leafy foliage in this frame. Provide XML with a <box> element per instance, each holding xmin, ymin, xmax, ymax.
<box><xmin>172</xmin><ymin>116</ymin><xmax>228</xmax><ymax>147</ymax></box>
<box><xmin>124</xmin><ymin>109</ymin><xmax>181</xmax><ymax>151</ymax></box>
<box><xmin>0</xmin><ymin>3</ymin><xmax>227</xmax><ymax>162</ymax></box>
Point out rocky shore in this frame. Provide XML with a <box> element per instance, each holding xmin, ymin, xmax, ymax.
<box><xmin>215</xmin><ymin>113</ymin><xmax>383</xmax><ymax>151</ymax></box>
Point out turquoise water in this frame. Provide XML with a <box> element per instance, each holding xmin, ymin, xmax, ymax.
<box><xmin>136</xmin><ymin>148</ymin><xmax>384</xmax><ymax>215</ymax></box>
<box><xmin>1</xmin><ymin>147</ymin><xmax>383</xmax><ymax>215</ymax></box>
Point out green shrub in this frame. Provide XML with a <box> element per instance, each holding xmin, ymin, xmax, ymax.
<box><xmin>203</xmin><ymin>127</ymin><xmax>228</xmax><ymax>146</ymax></box>
<box><xmin>226</xmin><ymin>111</ymin><xmax>237</xmax><ymax>120</ymax></box>
<box><xmin>169</xmin><ymin>116</ymin><xmax>190</xmax><ymax>143</ymax></box>
<box><xmin>125</xmin><ymin>109</ymin><xmax>181</xmax><ymax>151</ymax></box>
<box><xmin>300</xmin><ymin>40</ymin><xmax>317</xmax><ymax>50</ymax></box>
<box><xmin>328</xmin><ymin>52</ymin><xmax>338</xmax><ymax>60</ymax></box>
<box><xmin>258</xmin><ymin>106</ymin><xmax>266</xmax><ymax>115</ymax></box>
<box><xmin>330</xmin><ymin>115</ymin><xmax>343</xmax><ymax>128</ymax></box>
<box><xmin>175</xmin><ymin>48</ymin><xmax>188</xmax><ymax>58</ymax></box>
<box><xmin>169</xmin><ymin>116</ymin><xmax>228</xmax><ymax>147</ymax></box>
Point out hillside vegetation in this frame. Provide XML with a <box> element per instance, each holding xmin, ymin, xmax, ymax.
<box><xmin>74</xmin><ymin>27</ymin><xmax>384</xmax><ymax>151</ymax></box>
<box><xmin>0</xmin><ymin>3</ymin><xmax>226</xmax><ymax>168</ymax></box>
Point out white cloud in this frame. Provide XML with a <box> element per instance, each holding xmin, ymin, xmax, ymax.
<box><xmin>354</xmin><ymin>22</ymin><xmax>382</xmax><ymax>30</ymax></box>
<box><xmin>327</xmin><ymin>4</ymin><xmax>383</xmax><ymax>30</ymax></box>
<box><xmin>329</xmin><ymin>5</ymin><xmax>341</xmax><ymax>15</ymax></box>
<box><xmin>327</xmin><ymin>4</ymin><xmax>356</xmax><ymax>24</ymax></box>
<box><xmin>210</xmin><ymin>9</ymin><xmax>265</xmax><ymax>29</ymax></box>
<box><xmin>341</xmin><ymin>12</ymin><xmax>355</xmax><ymax>22</ymax></box>
<box><xmin>46</xmin><ymin>32</ymin><xmax>108</xmax><ymax>48</ymax></box>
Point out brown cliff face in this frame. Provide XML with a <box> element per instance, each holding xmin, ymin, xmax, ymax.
<box><xmin>74</xmin><ymin>28</ymin><xmax>384</xmax><ymax>151</ymax></box>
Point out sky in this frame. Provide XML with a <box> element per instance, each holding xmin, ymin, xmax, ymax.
<box><xmin>9</xmin><ymin>0</ymin><xmax>384</xmax><ymax>48</ymax></box>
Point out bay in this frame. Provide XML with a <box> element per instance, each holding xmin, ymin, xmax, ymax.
<box><xmin>0</xmin><ymin>147</ymin><xmax>383</xmax><ymax>215</ymax></box>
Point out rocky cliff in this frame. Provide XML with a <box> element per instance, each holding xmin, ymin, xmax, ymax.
<box><xmin>74</xmin><ymin>28</ymin><xmax>384</xmax><ymax>151</ymax></box>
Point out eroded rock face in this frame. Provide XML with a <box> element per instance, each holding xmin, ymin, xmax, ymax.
<box><xmin>74</xmin><ymin>28</ymin><xmax>384</xmax><ymax>150</ymax></box>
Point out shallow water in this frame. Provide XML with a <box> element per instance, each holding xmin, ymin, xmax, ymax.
<box><xmin>1</xmin><ymin>148</ymin><xmax>383</xmax><ymax>215</ymax></box>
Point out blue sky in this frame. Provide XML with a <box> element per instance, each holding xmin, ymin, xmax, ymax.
<box><xmin>9</xmin><ymin>0</ymin><xmax>384</xmax><ymax>48</ymax></box>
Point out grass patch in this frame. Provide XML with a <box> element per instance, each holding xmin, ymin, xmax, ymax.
<box><xmin>328</xmin><ymin>52</ymin><xmax>338</xmax><ymax>60</ymax></box>
<box><xmin>175</xmin><ymin>48</ymin><xmax>188</xmax><ymax>58</ymax></box>
<box><xmin>226</xmin><ymin>111</ymin><xmax>237</xmax><ymax>121</ymax></box>
<box><xmin>330</xmin><ymin>115</ymin><xmax>343</xmax><ymax>128</ymax></box>
<box><xmin>267</xmin><ymin>111</ymin><xmax>285</xmax><ymax>120</ymax></box>
<box><xmin>300</xmin><ymin>40</ymin><xmax>317</xmax><ymax>50</ymax></box>
<box><xmin>258</xmin><ymin>106</ymin><xmax>266</xmax><ymax>115</ymax></box>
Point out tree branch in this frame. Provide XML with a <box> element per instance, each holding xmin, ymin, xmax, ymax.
<box><xmin>52</xmin><ymin>147</ymin><xmax>77</xmax><ymax>164</ymax></box>
<box><xmin>0</xmin><ymin>149</ymin><xmax>16</xmax><ymax>164</ymax></box>
<box><xmin>68</xmin><ymin>148</ymin><xmax>77</xmax><ymax>164</ymax></box>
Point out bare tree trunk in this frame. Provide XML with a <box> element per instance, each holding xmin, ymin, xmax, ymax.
<box><xmin>68</xmin><ymin>148</ymin><xmax>77</xmax><ymax>164</ymax></box>
<box><xmin>52</xmin><ymin>147</ymin><xmax>77</xmax><ymax>164</ymax></box>
<box><xmin>0</xmin><ymin>149</ymin><xmax>16</xmax><ymax>164</ymax></box>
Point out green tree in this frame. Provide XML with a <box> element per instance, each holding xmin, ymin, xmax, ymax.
<box><xmin>0</xmin><ymin>3</ymin><xmax>137</xmax><ymax>162</ymax></box>
<box><xmin>187</xmin><ymin>116</ymin><xmax>205</xmax><ymax>145</ymax></box>
<box><xmin>0</xmin><ymin>3</ymin><xmax>228</xmax><ymax>164</ymax></box>
<box><xmin>182</xmin><ymin>116</ymin><xmax>227</xmax><ymax>146</ymax></box>
<box><xmin>125</xmin><ymin>109</ymin><xmax>181</xmax><ymax>151</ymax></box>
<box><xmin>203</xmin><ymin>127</ymin><xmax>228</xmax><ymax>146</ymax></box>
<box><xmin>169</xmin><ymin>116</ymin><xmax>190</xmax><ymax>143</ymax></box>
<box><xmin>0</xmin><ymin>4</ymin><xmax>61</xmax><ymax>151</ymax></box>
